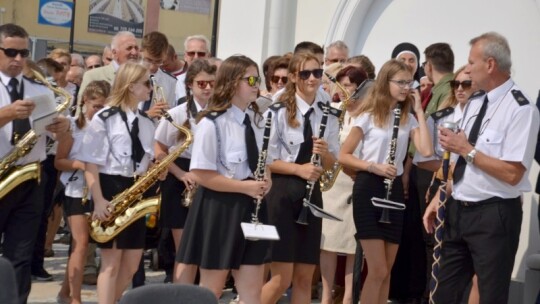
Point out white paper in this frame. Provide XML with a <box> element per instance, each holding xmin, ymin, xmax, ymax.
<box><xmin>30</xmin><ymin>94</ymin><xmax>58</xmax><ymax>135</ymax></box>
<box><xmin>241</xmin><ymin>222</ymin><xmax>280</xmax><ymax>241</ymax></box>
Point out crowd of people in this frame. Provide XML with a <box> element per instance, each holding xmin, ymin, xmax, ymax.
<box><xmin>0</xmin><ymin>22</ymin><xmax>539</xmax><ymax>304</ymax></box>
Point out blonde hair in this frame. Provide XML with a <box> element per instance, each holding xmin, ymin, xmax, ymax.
<box><xmin>355</xmin><ymin>59</ymin><xmax>412</xmax><ymax>127</ymax></box>
<box><xmin>108</xmin><ymin>62</ymin><xmax>148</xmax><ymax>111</ymax></box>
<box><xmin>48</xmin><ymin>48</ymin><xmax>71</xmax><ymax>63</ymax></box>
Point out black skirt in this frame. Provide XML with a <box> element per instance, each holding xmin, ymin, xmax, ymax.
<box><xmin>159</xmin><ymin>157</ymin><xmax>190</xmax><ymax>229</ymax></box>
<box><xmin>63</xmin><ymin>196</ymin><xmax>92</xmax><ymax>217</ymax></box>
<box><xmin>265</xmin><ymin>174</ymin><xmax>322</xmax><ymax>265</ymax></box>
<box><xmin>176</xmin><ymin>187</ymin><xmax>270</xmax><ymax>270</ymax></box>
<box><xmin>97</xmin><ymin>173</ymin><xmax>146</xmax><ymax>249</ymax></box>
<box><xmin>352</xmin><ymin>171</ymin><xmax>404</xmax><ymax>244</ymax></box>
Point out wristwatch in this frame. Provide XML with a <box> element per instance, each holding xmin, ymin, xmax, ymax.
<box><xmin>465</xmin><ymin>148</ymin><xmax>477</xmax><ymax>164</ymax></box>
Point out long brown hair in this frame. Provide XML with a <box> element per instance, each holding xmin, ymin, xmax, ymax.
<box><xmin>355</xmin><ymin>59</ymin><xmax>413</xmax><ymax>127</ymax></box>
<box><xmin>197</xmin><ymin>55</ymin><xmax>262</xmax><ymax>124</ymax></box>
<box><xmin>76</xmin><ymin>80</ymin><xmax>111</xmax><ymax>129</ymax></box>
<box><xmin>438</xmin><ymin>65</ymin><xmax>467</xmax><ymax>110</ymax></box>
<box><xmin>108</xmin><ymin>62</ymin><xmax>148</xmax><ymax>111</ymax></box>
<box><xmin>278</xmin><ymin>52</ymin><xmax>321</xmax><ymax>128</ymax></box>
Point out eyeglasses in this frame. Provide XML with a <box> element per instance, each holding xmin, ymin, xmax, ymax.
<box><xmin>271</xmin><ymin>75</ymin><xmax>288</xmax><ymax>84</ymax></box>
<box><xmin>195</xmin><ymin>80</ymin><xmax>215</xmax><ymax>89</ymax></box>
<box><xmin>389</xmin><ymin>79</ymin><xmax>414</xmax><ymax>89</ymax></box>
<box><xmin>449</xmin><ymin>80</ymin><xmax>472</xmax><ymax>90</ymax></box>
<box><xmin>298</xmin><ymin>69</ymin><xmax>324</xmax><ymax>80</ymax></box>
<box><xmin>0</xmin><ymin>47</ymin><xmax>30</xmax><ymax>58</ymax></box>
<box><xmin>87</xmin><ymin>64</ymin><xmax>102</xmax><ymax>70</ymax></box>
<box><xmin>242</xmin><ymin>76</ymin><xmax>261</xmax><ymax>87</ymax></box>
<box><xmin>185</xmin><ymin>51</ymin><xmax>207</xmax><ymax>58</ymax></box>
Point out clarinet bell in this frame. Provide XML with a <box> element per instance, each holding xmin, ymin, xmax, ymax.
<box><xmin>296</xmin><ymin>201</ymin><xmax>310</xmax><ymax>225</ymax></box>
<box><xmin>378</xmin><ymin>209</ymin><xmax>391</xmax><ymax>224</ymax></box>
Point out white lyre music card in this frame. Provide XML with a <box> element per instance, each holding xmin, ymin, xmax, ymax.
<box><xmin>241</xmin><ymin>222</ymin><xmax>280</xmax><ymax>241</ymax></box>
<box><xmin>30</xmin><ymin>94</ymin><xmax>58</xmax><ymax>135</ymax></box>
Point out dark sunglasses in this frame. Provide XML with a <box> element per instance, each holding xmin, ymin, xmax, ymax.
<box><xmin>242</xmin><ymin>76</ymin><xmax>261</xmax><ymax>87</ymax></box>
<box><xmin>298</xmin><ymin>69</ymin><xmax>324</xmax><ymax>80</ymax></box>
<box><xmin>449</xmin><ymin>80</ymin><xmax>472</xmax><ymax>90</ymax></box>
<box><xmin>0</xmin><ymin>47</ymin><xmax>30</xmax><ymax>58</ymax></box>
<box><xmin>271</xmin><ymin>75</ymin><xmax>288</xmax><ymax>84</ymax></box>
<box><xmin>87</xmin><ymin>64</ymin><xmax>102</xmax><ymax>69</ymax></box>
<box><xmin>195</xmin><ymin>80</ymin><xmax>215</xmax><ymax>89</ymax></box>
<box><xmin>186</xmin><ymin>51</ymin><xmax>207</xmax><ymax>57</ymax></box>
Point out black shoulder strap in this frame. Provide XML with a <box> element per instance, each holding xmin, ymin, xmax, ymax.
<box><xmin>430</xmin><ymin>106</ymin><xmax>455</xmax><ymax>122</ymax></box>
<box><xmin>204</xmin><ymin>110</ymin><xmax>226</xmax><ymax>120</ymax></box>
<box><xmin>269</xmin><ymin>101</ymin><xmax>285</xmax><ymax>112</ymax></box>
<box><xmin>98</xmin><ymin>106</ymin><xmax>119</xmax><ymax>121</ymax></box>
<box><xmin>511</xmin><ymin>89</ymin><xmax>529</xmax><ymax>106</ymax></box>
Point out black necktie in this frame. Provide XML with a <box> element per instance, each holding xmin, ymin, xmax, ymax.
<box><xmin>295</xmin><ymin>107</ymin><xmax>314</xmax><ymax>164</ymax></box>
<box><xmin>243</xmin><ymin>114</ymin><xmax>259</xmax><ymax>174</ymax></box>
<box><xmin>9</xmin><ymin>78</ymin><xmax>31</xmax><ymax>144</ymax></box>
<box><xmin>453</xmin><ymin>96</ymin><xmax>489</xmax><ymax>182</ymax></box>
<box><xmin>130</xmin><ymin>117</ymin><xmax>145</xmax><ymax>168</ymax></box>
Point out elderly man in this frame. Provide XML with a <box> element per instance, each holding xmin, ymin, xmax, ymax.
<box><xmin>0</xmin><ymin>23</ymin><xmax>70</xmax><ymax>303</ymax></box>
<box><xmin>66</xmin><ymin>65</ymin><xmax>84</xmax><ymax>86</ymax></box>
<box><xmin>424</xmin><ymin>32</ymin><xmax>540</xmax><ymax>304</ymax></box>
<box><xmin>85</xmin><ymin>54</ymin><xmax>103</xmax><ymax>70</ymax></box>
<box><xmin>102</xmin><ymin>45</ymin><xmax>113</xmax><ymax>65</ymax></box>
<box><xmin>175</xmin><ymin>35</ymin><xmax>210</xmax><ymax>99</ymax></box>
<box><xmin>324</xmin><ymin>40</ymin><xmax>349</xmax><ymax>66</ymax></box>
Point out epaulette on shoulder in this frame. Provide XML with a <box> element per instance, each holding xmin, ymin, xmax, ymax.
<box><xmin>204</xmin><ymin>110</ymin><xmax>226</xmax><ymax>120</ymax></box>
<box><xmin>468</xmin><ymin>90</ymin><xmax>486</xmax><ymax>101</ymax></box>
<box><xmin>511</xmin><ymin>89</ymin><xmax>529</xmax><ymax>106</ymax></box>
<box><xmin>23</xmin><ymin>75</ymin><xmax>46</xmax><ymax>86</ymax></box>
<box><xmin>98</xmin><ymin>107</ymin><xmax>119</xmax><ymax>121</ymax></box>
<box><xmin>269</xmin><ymin>102</ymin><xmax>285</xmax><ymax>111</ymax></box>
<box><xmin>430</xmin><ymin>107</ymin><xmax>455</xmax><ymax>121</ymax></box>
<box><xmin>177</xmin><ymin>96</ymin><xmax>187</xmax><ymax>105</ymax></box>
<box><xmin>317</xmin><ymin>101</ymin><xmax>342</xmax><ymax>118</ymax></box>
<box><xmin>138</xmin><ymin>109</ymin><xmax>153</xmax><ymax>121</ymax></box>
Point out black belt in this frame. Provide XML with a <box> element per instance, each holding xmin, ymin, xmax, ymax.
<box><xmin>454</xmin><ymin>196</ymin><xmax>519</xmax><ymax>207</ymax></box>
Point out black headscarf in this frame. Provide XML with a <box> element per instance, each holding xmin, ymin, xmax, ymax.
<box><xmin>391</xmin><ymin>42</ymin><xmax>421</xmax><ymax>82</ymax></box>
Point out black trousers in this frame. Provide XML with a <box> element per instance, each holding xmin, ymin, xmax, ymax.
<box><xmin>432</xmin><ymin>197</ymin><xmax>522</xmax><ymax>304</ymax></box>
<box><xmin>0</xmin><ymin>175</ymin><xmax>44</xmax><ymax>304</ymax></box>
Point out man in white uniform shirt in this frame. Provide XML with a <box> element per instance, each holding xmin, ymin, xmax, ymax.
<box><xmin>0</xmin><ymin>23</ymin><xmax>69</xmax><ymax>304</ymax></box>
<box><xmin>175</xmin><ymin>35</ymin><xmax>210</xmax><ymax>101</ymax></box>
<box><xmin>424</xmin><ymin>32</ymin><xmax>540</xmax><ymax>304</ymax></box>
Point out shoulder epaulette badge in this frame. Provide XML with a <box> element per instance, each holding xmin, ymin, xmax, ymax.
<box><xmin>269</xmin><ymin>102</ymin><xmax>285</xmax><ymax>111</ymax></box>
<box><xmin>468</xmin><ymin>90</ymin><xmax>486</xmax><ymax>101</ymax></box>
<box><xmin>23</xmin><ymin>75</ymin><xmax>46</xmax><ymax>86</ymax></box>
<box><xmin>511</xmin><ymin>90</ymin><xmax>529</xmax><ymax>106</ymax></box>
<box><xmin>430</xmin><ymin>107</ymin><xmax>455</xmax><ymax>121</ymax></box>
<box><xmin>205</xmin><ymin>110</ymin><xmax>226</xmax><ymax>120</ymax></box>
<box><xmin>98</xmin><ymin>107</ymin><xmax>119</xmax><ymax>121</ymax></box>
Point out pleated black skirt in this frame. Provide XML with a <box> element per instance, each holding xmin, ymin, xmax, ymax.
<box><xmin>63</xmin><ymin>196</ymin><xmax>92</xmax><ymax>217</ymax></box>
<box><xmin>265</xmin><ymin>173</ymin><xmax>322</xmax><ymax>265</ymax></box>
<box><xmin>97</xmin><ymin>173</ymin><xmax>146</xmax><ymax>249</ymax></box>
<box><xmin>159</xmin><ymin>157</ymin><xmax>190</xmax><ymax>229</ymax></box>
<box><xmin>352</xmin><ymin>171</ymin><xmax>404</xmax><ymax>244</ymax></box>
<box><xmin>176</xmin><ymin>187</ymin><xmax>270</xmax><ymax>270</ymax></box>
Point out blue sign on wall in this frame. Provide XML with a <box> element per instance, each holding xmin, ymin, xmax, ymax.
<box><xmin>38</xmin><ymin>0</ymin><xmax>73</xmax><ymax>28</ymax></box>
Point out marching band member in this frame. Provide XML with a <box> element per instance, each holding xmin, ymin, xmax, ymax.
<box><xmin>174</xmin><ymin>55</ymin><xmax>271</xmax><ymax>304</ymax></box>
<box><xmin>338</xmin><ymin>59</ymin><xmax>432</xmax><ymax>304</ymax></box>
<box><xmin>79</xmin><ymin>62</ymin><xmax>155</xmax><ymax>304</ymax></box>
<box><xmin>155</xmin><ymin>59</ymin><xmax>216</xmax><ymax>278</ymax></box>
<box><xmin>55</xmin><ymin>80</ymin><xmax>110</xmax><ymax>304</ymax></box>
<box><xmin>261</xmin><ymin>52</ymin><xmax>340</xmax><ymax>304</ymax></box>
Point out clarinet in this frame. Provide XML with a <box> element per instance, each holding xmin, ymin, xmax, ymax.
<box><xmin>251</xmin><ymin>112</ymin><xmax>273</xmax><ymax>224</ymax></box>
<box><xmin>296</xmin><ymin>104</ymin><xmax>329</xmax><ymax>225</ymax></box>
<box><xmin>372</xmin><ymin>102</ymin><xmax>404</xmax><ymax>224</ymax></box>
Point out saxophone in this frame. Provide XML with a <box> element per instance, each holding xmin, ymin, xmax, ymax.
<box><xmin>89</xmin><ymin>88</ymin><xmax>193</xmax><ymax>243</ymax></box>
<box><xmin>0</xmin><ymin>70</ymin><xmax>72</xmax><ymax>199</ymax></box>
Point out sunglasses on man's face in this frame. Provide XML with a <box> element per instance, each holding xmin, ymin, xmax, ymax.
<box><xmin>298</xmin><ymin>69</ymin><xmax>324</xmax><ymax>80</ymax></box>
<box><xmin>242</xmin><ymin>76</ymin><xmax>261</xmax><ymax>87</ymax></box>
<box><xmin>87</xmin><ymin>64</ymin><xmax>102</xmax><ymax>70</ymax></box>
<box><xmin>449</xmin><ymin>80</ymin><xmax>472</xmax><ymax>90</ymax></box>
<box><xmin>195</xmin><ymin>80</ymin><xmax>215</xmax><ymax>89</ymax></box>
<box><xmin>186</xmin><ymin>51</ymin><xmax>207</xmax><ymax>58</ymax></box>
<box><xmin>271</xmin><ymin>75</ymin><xmax>288</xmax><ymax>84</ymax></box>
<box><xmin>0</xmin><ymin>47</ymin><xmax>30</xmax><ymax>58</ymax></box>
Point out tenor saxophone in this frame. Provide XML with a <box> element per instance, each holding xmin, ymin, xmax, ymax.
<box><xmin>89</xmin><ymin>92</ymin><xmax>193</xmax><ymax>243</ymax></box>
<box><xmin>0</xmin><ymin>69</ymin><xmax>72</xmax><ymax>199</ymax></box>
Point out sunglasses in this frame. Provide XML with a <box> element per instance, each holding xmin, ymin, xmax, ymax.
<box><xmin>0</xmin><ymin>47</ymin><xmax>30</xmax><ymax>58</ymax></box>
<box><xmin>449</xmin><ymin>80</ymin><xmax>472</xmax><ymax>90</ymax></box>
<box><xmin>242</xmin><ymin>76</ymin><xmax>261</xmax><ymax>87</ymax></box>
<box><xmin>298</xmin><ymin>69</ymin><xmax>324</xmax><ymax>80</ymax></box>
<box><xmin>87</xmin><ymin>64</ymin><xmax>102</xmax><ymax>70</ymax></box>
<box><xmin>186</xmin><ymin>51</ymin><xmax>207</xmax><ymax>57</ymax></box>
<box><xmin>271</xmin><ymin>75</ymin><xmax>288</xmax><ymax>84</ymax></box>
<box><xmin>195</xmin><ymin>80</ymin><xmax>215</xmax><ymax>89</ymax></box>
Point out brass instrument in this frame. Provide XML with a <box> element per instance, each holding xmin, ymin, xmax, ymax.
<box><xmin>89</xmin><ymin>94</ymin><xmax>193</xmax><ymax>244</ymax></box>
<box><xmin>320</xmin><ymin>74</ymin><xmax>372</xmax><ymax>192</ymax></box>
<box><xmin>0</xmin><ymin>70</ymin><xmax>72</xmax><ymax>199</ymax></box>
<box><xmin>371</xmin><ymin>102</ymin><xmax>406</xmax><ymax>224</ymax></box>
<box><xmin>182</xmin><ymin>185</ymin><xmax>198</xmax><ymax>207</ymax></box>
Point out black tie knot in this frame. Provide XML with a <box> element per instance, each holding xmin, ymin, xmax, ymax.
<box><xmin>305</xmin><ymin>107</ymin><xmax>314</xmax><ymax>119</ymax></box>
<box><xmin>243</xmin><ymin>113</ymin><xmax>251</xmax><ymax>126</ymax></box>
<box><xmin>8</xmin><ymin>78</ymin><xmax>19</xmax><ymax>92</ymax></box>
